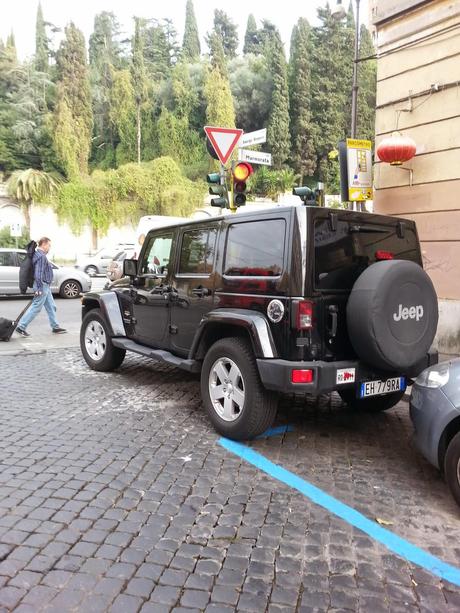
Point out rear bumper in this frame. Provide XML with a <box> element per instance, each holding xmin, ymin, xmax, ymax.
<box><xmin>256</xmin><ymin>349</ymin><xmax>438</xmax><ymax>394</ymax></box>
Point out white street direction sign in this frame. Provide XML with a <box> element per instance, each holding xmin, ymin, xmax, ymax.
<box><xmin>238</xmin><ymin>148</ymin><xmax>272</xmax><ymax>166</ymax></box>
<box><xmin>10</xmin><ymin>223</ymin><xmax>21</xmax><ymax>237</ymax></box>
<box><xmin>240</xmin><ymin>128</ymin><xmax>267</xmax><ymax>148</ymax></box>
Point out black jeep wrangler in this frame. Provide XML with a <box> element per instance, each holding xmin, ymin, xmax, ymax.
<box><xmin>80</xmin><ymin>206</ymin><xmax>438</xmax><ymax>440</ymax></box>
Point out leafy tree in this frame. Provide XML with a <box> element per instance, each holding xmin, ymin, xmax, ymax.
<box><xmin>0</xmin><ymin>225</ymin><xmax>30</xmax><ymax>248</ymax></box>
<box><xmin>265</xmin><ymin>26</ymin><xmax>290</xmax><ymax>168</ymax></box>
<box><xmin>243</xmin><ymin>14</ymin><xmax>259</xmax><ymax>55</ymax></box>
<box><xmin>110</xmin><ymin>69</ymin><xmax>137</xmax><ymax>165</ymax></box>
<box><xmin>357</xmin><ymin>24</ymin><xmax>376</xmax><ymax>142</ymax></box>
<box><xmin>182</xmin><ymin>0</ymin><xmax>200</xmax><ymax>61</ymax></box>
<box><xmin>53</xmin><ymin>23</ymin><xmax>93</xmax><ymax>178</ymax></box>
<box><xmin>6</xmin><ymin>33</ymin><xmax>17</xmax><ymax>63</ymax></box>
<box><xmin>131</xmin><ymin>18</ymin><xmax>148</xmax><ymax>164</ymax></box>
<box><xmin>144</xmin><ymin>21</ymin><xmax>172</xmax><ymax>81</ymax></box>
<box><xmin>35</xmin><ymin>2</ymin><xmax>49</xmax><ymax>73</ymax></box>
<box><xmin>213</xmin><ymin>10</ymin><xmax>238</xmax><ymax>59</ymax></box>
<box><xmin>7</xmin><ymin>168</ymin><xmax>62</xmax><ymax>231</ymax></box>
<box><xmin>289</xmin><ymin>18</ymin><xmax>315</xmax><ymax>179</ymax></box>
<box><xmin>228</xmin><ymin>55</ymin><xmax>271</xmax><ymax>133</ymax></box>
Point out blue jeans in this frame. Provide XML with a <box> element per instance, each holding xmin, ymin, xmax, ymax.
<box><xmin>18</xmin><ymin>283</ymin><xmax>60</xmax><ymax>331</ymax></box>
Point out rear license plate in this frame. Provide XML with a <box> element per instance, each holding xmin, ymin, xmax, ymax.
<box><xmin>359</xmin><ymin>377</ymin><xmax>406</xmax><ymax>398</ymax></box>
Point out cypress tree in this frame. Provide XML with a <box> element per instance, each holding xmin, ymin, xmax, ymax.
<box><xmin>131</xmin><ymin>17</ymin><xmax>148</xmax><ymax>164</ymax></box>
<box><xmin>243</xmin><ymin>14</ymin><xmax>259</xmax><ymax>55</ymax></box>
<box><xmin>89</xmin><ymin>12</ymin><xmax>122</xmax><ymax>167</ymax></box>
<box><xmin>6</xmin><ymin>32</ymin><xmax>17</xmax><ymax>63</ymax></box>
<box><xmin>311</xmin><ymin>5</ymin><xmax>353</xmax><ymax>190</ymax></box>
<box><xmin>35</xmin><ymin>2</ymin><xmax>49</xmax><ymax>73</ymax></box>
<box><xmin>182</xmin><ymin>0</ymin><xmax>200</xmax><ymax>61</ymax></box>
<box><xmin>357</xmin><ymin>24</ymin><xmax>376</xmax><ymax>142</ymax></box>
<box><xmin>204</xmin><ymin>31</ymin><xmax>235</xmax><ymax>128</ymax></box>
<box><xmin>213</xmin><ymin>10</ymin><xmax>238</xmax><ymax>59</ymax></box>
<box><xmin>289</xmin><ymin>18</ymin><xmax>315</xmax><ymax>179</ymax></box>
<box><xmin>265</xmin><ymin>27</ymin><xmax>290</xmax><ymax>169</ymax></box>
<box><xmin>54</xmin><ymin>23</ymin><xmax>93</xmax><ymax>178</ymax></box>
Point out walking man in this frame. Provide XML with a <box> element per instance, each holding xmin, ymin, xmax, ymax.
<box><xmin>16</xmin><ymin>237</ymin><xmax>67</xmax><ymax>337</ymax></box>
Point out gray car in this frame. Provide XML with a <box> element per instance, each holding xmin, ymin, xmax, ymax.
<box><xmin>410</xmin><ymin>359</ymin><xmax>460</xmax><ymax>507</ymax></box>
<box><xmin>0</xmin><ymin>248</ymin><xmax>92</xmax><ymax>299</ymax></box>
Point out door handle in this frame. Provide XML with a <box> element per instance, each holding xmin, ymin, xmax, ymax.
<box><xmin>327</xmin><ymin>304</ymin><xmax>338</xmax><ymax>338</ymax></box>
<box><xmin>192</xmin><ymin>286</ymin><xmax>210</xmax><ymax>297</ymax></box>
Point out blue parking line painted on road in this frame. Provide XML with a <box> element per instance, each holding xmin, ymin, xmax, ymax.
<box><xmin>255</xmin><ymin>425</ymin><xmax>294</xmax><ymax>439</ymax></box>
<box><xmin>218</xmin><ymin>437</ymin><xmax>460</xmax><ymax>587</ymax></box>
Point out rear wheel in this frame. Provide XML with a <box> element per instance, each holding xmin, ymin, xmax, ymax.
<box><xmin>60</xmin><ymin>279</ymin><xmax>82</xmax><ymax>299</ymax></box>
<box><xmin>338</xmin><ymin>388</ymin><xmax>405</xmax><ymax>412</ymax></box>
<box><xmin>444</xmin><ymin>432</ymin><xmax>460</xmax><ymax>507</ymax></box>
<box><xmin>85</xmin><ymin>265</ymin><xmax>98</xmax><ymax>277</ymax></box>
<box><xmin>201</xmin><ymin>337</ymin><xmax>278</xmax><ymax>440</ymax></box>
<box><xmin>80</xmin><ymin>309</ymin><xmax>125</xmax><ymax>372</ymax></box>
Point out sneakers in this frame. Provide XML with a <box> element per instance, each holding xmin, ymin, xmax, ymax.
<box><xmin>16</xmin><ymin>328</ymin><xmax>30</xmax><ymax>337</ymax></box>
<box><xmin>52</xmin><ymin>327</ymin><xmax>67</xmax><ymax>334</ymax></box>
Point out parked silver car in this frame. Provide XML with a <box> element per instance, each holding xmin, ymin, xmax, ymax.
<box><xmin>410</xmin><ymin>359</ymin><xmax>460</xmax><ymax>507</ymax></box>
<box><xmin>0</xmin><ymin>248</ymin><xmax>91</xmax><ymax>299</ymax></box>
<box><xmin>75</xmin><ymin>243</ymin><xmax>135</xmax><ymax>276</ymax></box>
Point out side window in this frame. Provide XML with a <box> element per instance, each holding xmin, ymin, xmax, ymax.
<box><xmin>224</xmin><ymin>219</ymin><xmax>285</xmax><ymax>276</ymax></box>
<box><xmin>140</xmin><ymin>233</ymin><xmax>173</xmax><ymax>276</ymax></box>
<box><xmin>0</xmin><ymin>252</ymin><xmax>15</xmax><ymax>267</ymax></box>
<box><xmin>179</xmin><ymin>228</ymin><xmax>217</xmax><ymax>275</ymax></box>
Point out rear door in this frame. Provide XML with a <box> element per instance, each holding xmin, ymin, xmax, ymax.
<box><xmin>170</xmin><ymin>224</ymin><xmax>219</xmax><ymax>354</ymax></box>
<box><xmin>312</xmin><ymin>211</ymin><xmax>421</xmax><ymax>360</ymax></box>
<box><xmin>0</xmin><ymin>251</ymin><xmax>20</xmax><ymax>294</ymax></box>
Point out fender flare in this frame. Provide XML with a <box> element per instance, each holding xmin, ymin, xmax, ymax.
<box><xmin>81</xmin><ymin>291</ymin><xmax>125</xmax><ymax>337</ymax></box>
<box><xmin>189</xmin><ymin>309</ymin><xmax>278</xmax><ymax>359</ymax></box>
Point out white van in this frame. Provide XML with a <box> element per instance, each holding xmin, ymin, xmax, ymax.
<box><xmin>135</xmin><ymin>215</ymin><xmax>185</xmax><ymax>255</ymax></box>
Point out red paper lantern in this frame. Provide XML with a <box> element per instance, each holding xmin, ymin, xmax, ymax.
<box><xmin>376</xmin><ymin>131</ymin><xmax>417</xmax><ymax>166</ymax></box>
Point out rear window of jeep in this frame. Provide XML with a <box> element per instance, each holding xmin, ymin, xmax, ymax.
<box><xmin>314</xmin><ymin>219</ymin><xmax>419</xmax><ymax>290</ymax></box>
<box><xmin>224</xmin><ymin>219</ymin><xmax>285</xmax><ymax>276</ymax></box>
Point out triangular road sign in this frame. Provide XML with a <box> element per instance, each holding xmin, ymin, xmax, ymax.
<box><xmin>204</xmin><ymin>126</ymin><xmax>243</xmax><ymax>165</ymax></box>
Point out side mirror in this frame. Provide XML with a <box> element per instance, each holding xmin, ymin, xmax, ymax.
<box><xmin>123</xmin><ymin>258</ymin><xmax>138</xmax><ymax>277</ymax></box>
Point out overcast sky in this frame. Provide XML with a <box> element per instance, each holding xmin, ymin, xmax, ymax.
<box><xmin>2</xmin><ymin>0</ymin><xmax>369</xmax><ymax>61</ymax></box>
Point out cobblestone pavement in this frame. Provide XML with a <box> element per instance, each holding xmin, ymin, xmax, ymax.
<box><xmin>0</xmin><ymin>349</ymin><xmax>459</xmax><ymax>612</ymax></box>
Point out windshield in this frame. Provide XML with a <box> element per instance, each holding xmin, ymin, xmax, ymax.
<box><xmin>314</xmin><ymin>218</ymin><xmax>420</xmax><ymax>291</ymax></box>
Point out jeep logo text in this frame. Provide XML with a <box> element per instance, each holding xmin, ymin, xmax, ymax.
<box><xmin>393</xmin><ymin>304</ymin><xmax>424</xmax><ymax>322</ymax></box>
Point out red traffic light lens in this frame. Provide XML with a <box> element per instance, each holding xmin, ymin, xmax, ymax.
<box><xmin>233</xmin><ymin>162</ymin><xmax>253</xmax><ymax>182</ymax></box>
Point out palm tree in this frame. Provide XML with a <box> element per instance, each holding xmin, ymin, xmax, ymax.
<box><xmin>7</xmin><ymin>169</ymin><xmax>62</xmax><ymax>232</ymax></box>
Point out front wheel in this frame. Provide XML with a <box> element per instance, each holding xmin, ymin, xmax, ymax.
<box><xmin>338</xmin><ymin>389</ymin><xmax>405</xmax><ymax>412</ymax></box>
<box><xmin>60</xmin><ymin>279</ymin><xmax>82</xmax><ymax>299</ymax></box>
<box><xmin>444</xmin><ymin>432</ymin><xmax>460</xmax><ymax>507</ymax></box>
<box><xmin>201</xmin><ymin>337</ymin><xmax>278</xmax><ymax>440</ymax></box>
<box><xmin>80</xmin><ymin>308</ymin><xmax>125</xmax><ymax>372</ymax></box>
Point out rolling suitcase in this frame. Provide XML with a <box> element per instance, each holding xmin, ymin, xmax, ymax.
<box><xmin>0</xmin><ymin>298</ymin><xmax>34</xmax><ymax>342</ymax></box>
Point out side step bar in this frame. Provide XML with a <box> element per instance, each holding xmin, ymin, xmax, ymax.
<box><xmin>112</xmin><ymin>338</ymin><xmax>201</xmax><ymax>373</ymax></box>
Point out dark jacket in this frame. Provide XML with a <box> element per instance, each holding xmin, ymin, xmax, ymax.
<box><xmin>33</xmin><ymin>249</ymin><xmax>53</xmax><ymax>292</ymax></box>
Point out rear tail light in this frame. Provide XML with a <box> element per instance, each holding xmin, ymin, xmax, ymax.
<box><xmin>297</xmin><ymin>300</ymin><xmax>313</xmax><ymax>330</ymax></box>
<box><xmin>375</xmin><ymin>250</ymin><xmax>394</xmax><ymax>260</ymax></box>
<box><xmin>291</xmin><ymin>369</ymin><xmax>314</xmax><ymax>384</ymax></box>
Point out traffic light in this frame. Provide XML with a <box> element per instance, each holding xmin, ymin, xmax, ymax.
<box><xmin>232</xmin><ymin>162</ymin><xmax>253</xmax><ymax>208</ymax></box>
<box><xmin>207</xmin><ymin>172</ymin><xmax>229</xmax><ymax>208</ymax></box>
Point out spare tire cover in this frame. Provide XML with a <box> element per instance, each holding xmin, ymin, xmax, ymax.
<box><xmin>346</xmin><ymin>260</ymin><xmax>438</xmax><ymax>371</ymax></box>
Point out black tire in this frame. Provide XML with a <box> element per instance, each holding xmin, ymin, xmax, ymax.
<box><xmin>201</xmin><ymin>336</ymin><xmax>278</xmax><ymax>440</ymax></box>
<box><xmin>60</xmin><ymin>279</ymin><xmax>82</xmax><ymax>299</ymax></box>
<box><xmin>85</xmin><ymin>265</ymin><xmax>98</xmax><ymax>277</ymax></box>
<box><xmin>338</xmin><ymin>388</ymin><xmax>405</xmax><ymax>412</ymax></box>
<box><xmin>347</xmin><ymin>260</ymin><xmax>438</xmax><ymax>371</ymax></box>
<box><xmin>444</xmin><ymin>431</ymin><xmax>460</xmax><ymax>507</ymax></box>
<box><xmin>80</xmin><ymin>308</ymin><xmax>126</xmax><ymax>372</ymax></box>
